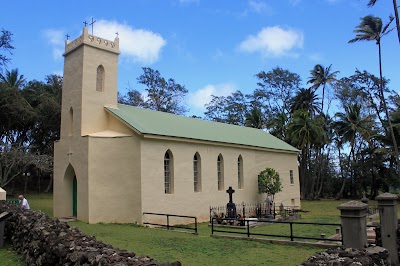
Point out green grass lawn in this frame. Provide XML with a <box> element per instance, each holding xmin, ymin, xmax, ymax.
<box><xmin>1</xmin><ymin>195</ymin><xmax>369</xmax><ymax>266</ymax></box>
<box><xmin>0</xmin><ymin>244</ymin><xmax>24</xmax><ymax>266</ymax></box>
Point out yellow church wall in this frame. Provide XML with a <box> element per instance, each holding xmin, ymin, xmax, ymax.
<box><xmin>59</xmin><ymin>43</ymin><xmax>84</xmax><ymax>139</ymax></box>
<box><xmin>80</xmin><ymin>43</ymin><xmax>119</xmax><ymax>136</ymax></box>
<box><xmin>53</xmin><ymin>136</ymin><xmax>89</xmax><ymax>222</ymax></box>
<box><xmin>140</xmin><ymin>137</ymin><xmax>300</xmax><ymax>225</ymax></box>
<box><xmin>106</xmin><ymin>112</ymin><xmax>134</xmax><ymax>135</ymax></box>
<box><xmin>87</xmin><ymin>136</ymin><xmax>142</xmax><ymax>223</ymax></box>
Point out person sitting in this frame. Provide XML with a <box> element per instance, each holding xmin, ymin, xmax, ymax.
<box><xmin>18</xmin><ymin>195</ymin><xmax>30</xmax><ymax>210</ymax></box>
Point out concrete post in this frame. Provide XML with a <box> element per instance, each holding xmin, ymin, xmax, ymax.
<box><xmin>337</xmin><ymin>201</ymin><xmax>368</xmax><ymax>249</ymax></box>
<box><xmin>376</xmin><ymin>193</ymin><xmax>399</xmax><ymax>266</ymax></box>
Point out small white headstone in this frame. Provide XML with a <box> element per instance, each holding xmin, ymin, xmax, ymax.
<box><xmin>0</xmin><ymin>187</ymin><xmax>6</xmax><ymax>201</ymax></box>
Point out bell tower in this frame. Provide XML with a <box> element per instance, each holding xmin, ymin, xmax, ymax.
<box><xmin>60</xmin><ymin>27</ymin><xmax>120</xmax><ymax>137</ymax></box>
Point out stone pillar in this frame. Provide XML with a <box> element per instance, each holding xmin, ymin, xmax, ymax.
<box><xmin>376</xmin><ymin>193</ymin><xmax>399</xmax><ymax>266</ymax></box>
<box><xmin>337</xmin><ymin>201</ymin><xmax>368</xmax><ymax>249</ymax></box>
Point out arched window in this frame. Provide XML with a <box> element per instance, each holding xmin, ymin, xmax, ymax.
<box><xmin>164</xmin><ymin>150</ymin><xmax>173</xmax><ymax>194</ymax></box>
<box><xmin>96</xmin><ymin>65</ymin><xmax>105</xmax><ymax>92</ymax></box>
<box><xmin>217</xmin><ymin>154</ymin><xmax>224</xmax><ymax>191</ymax></box>
<box><xmin>194</xmin><ymin>152</ymin><xmax>202</xmax><ymax>192</ymax></box>
<box><xmin>238</xmin><ymin>155</ymin><xmax>243</xmax><ymax>189</ymax></box>
<box><xmin>69</xmin><ymin>107</ymin><xmax>73</xmax><ymax>136</ymax></box>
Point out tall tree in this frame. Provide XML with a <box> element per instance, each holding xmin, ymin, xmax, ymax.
<box><xmin>255</xmin><ymin>67</ymin><xmax>301</xmax><ymax>116</ymax></box>
<box><xmin>224</xmin><ymin>91</ymin><xmax>247</xmax><ymax>125</ymax></box>
<box><xmin>245</xmin><ymin>107</ymin><xmax>264</xmax><ymax>129</ymax></box>
<box><xmin>307</xmin><ymin>64</ymin><xmax>339</xmax><ymax>114</ymax></box>
<box><xmin>0</xmin><ymin>68</ymin><xmax>26</xmax><ymax>90</ymax></box>
<box><xmin>0</xmin><ymin>29</ymin><xmax>14</xmax><ymax>71</ymax></box>
<box><xmin>368</xmin><ymin>0</ymin><xmax>400</xmax><ymax>44</ymax></box>
<box><xmin>287</xmin><ymin>110</ymin><xmax>326</xmax><ymax>198</ymax></box>
<box><xmin>118</xmin><ymin>88</ymin><xmax>145</xmax><ymax>107</ymax></box>
<box><xmin>204</xmin><ymin>95</ymin><xmax>227</xmax><ymax>123</ymax></box>
<box><xmin>137</xmin><ymin>67</ymin><xmax>188</xmax><ymax>115</ymax></box>
<box><xmin>334</xmin><ymin>103</ymin><xmax>376</xmax><ymax>198</ymax></box>
<box><xmin>349</xmin><ymin>15</ymin><xmax>400</xmax><ymax>178</ymax></box>
<box><xmin>290</xmin><ymin>88</ymin><xmax>321</xmax><ymax>116</ymax></box>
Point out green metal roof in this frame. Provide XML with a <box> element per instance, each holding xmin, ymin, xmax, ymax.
<box><xmin>105</xmin><ymin>104</ymin><xmax>298</xmax><ymax>152</ymax></box>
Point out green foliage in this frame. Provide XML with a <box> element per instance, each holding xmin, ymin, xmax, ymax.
<box><xmin>136</xmin><ymin>67</ymin><xmax>188</xmax><ymax>115</ymax></box>
<box><xmin>205</xmin><ymin>91</ymin><xmax>247</xmax><ymax>125</ymax></box>
<box><xmin>257</xmin><ymin>168</ymin><xmax>282</xmax><ymax>196</ymax></box>
<box><xmin>0</xmin><ymin>70</ymin><xmax>60</xmax><ymax>190</ymax></box>
<box><xmin>0</xmin><ymin>29</ymin><xmax>14</xmax><ymax>71</ymax></box>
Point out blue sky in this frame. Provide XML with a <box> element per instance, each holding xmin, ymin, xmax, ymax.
<box><xmin>2</xmin><ymin>0</ymin><xmax>399</xmax><ymax>116</ymax></box>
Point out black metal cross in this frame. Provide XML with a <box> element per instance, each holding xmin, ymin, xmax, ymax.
<box><xmin>83</xmin><ymin>21</ymin><xmax>88</xmax><ymax>27</ymax></box>
<box><xmin>89</xmin><ymin>17</ymin><xmax>96</xmax><ymax>35</ymax></box>
<box><xmin>115</xmin><ymin>32</ymin><xmax>119</xmax><ymax>38</ymax></box>
<box><xmin>65</xmin><ymin>34</ymin><xmax>70</xmax><ymax>40</ymax></box>
<box><xmin>226</xmin><ymin>186</ymin><xmax>235</xmax><ymax>203</ymax></box>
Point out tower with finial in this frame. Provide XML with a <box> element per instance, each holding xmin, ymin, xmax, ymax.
<box><xmin>54</xmin><ymin>26</ymin><xmax>123</xmax><ymax>222</ymax></box>
<box><xmin>61</xmin><ymin>26</ymin><xmax>120</xmax><ymax>137</ymax></box>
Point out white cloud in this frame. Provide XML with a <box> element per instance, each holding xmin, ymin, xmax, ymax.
<box><xmin>188</xmin><ymin>83</ymin><xmax>236</xmax><ymax>109</ymax></box>
<box><xmin>248</xmin><ymin>0</ymin><xmax>270</xmax><ymax>14</ymax></box>
<box><xmin>43</xmin><ymin>20</ymin><xmax>166</xmax><ymax>64</ymax></box>
<box><xmin>43</xmin><ymin>29</ymin><xmax>65</xmax><ymax>60</ymax></box>
<box><xmin>95</xmin><ymin>20</ymin><xmax>166</xmax><ymax>64</ymax></box>
<box><xmin>308</xmin><ymin>52</ymin><xmax>323</xmax><ymax>62</ymax></box>
<box><xmin>239</xmin><ymin>26</ymin><xmax>304</xmax><ymax>57</ymax></box>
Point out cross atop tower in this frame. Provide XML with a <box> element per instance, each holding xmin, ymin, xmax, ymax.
<box><xmin>89</xmin><ymin>17</ymin><xmax>96</xmax><ymax>35</ymax></box>
<box><xmin>83</xmin><ymin>21</ymin><xmax>88</xmax><ymax>27</ymax></box>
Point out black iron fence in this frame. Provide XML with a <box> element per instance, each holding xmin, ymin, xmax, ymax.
<box><xmin>143</xmin><ymin>212</ymin><xmax>198</xmax><ymax>235</ymax></box>
<box><xmin>210</xmin><ymin>202</ymin><xmax>300</xmax><ymax>223</ymax></box>
<box><xmin>5</xmin><ymin>199</ymin><xmax>19</xmax><ymax>205</ymax></box>
<box><xmin>211</xmin><ymin>217</ymin><xmax>342</xmax><ymax>244</ymax></box>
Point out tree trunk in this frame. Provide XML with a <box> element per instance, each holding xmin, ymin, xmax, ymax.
<box><xmin>336</xmin><ymin>145</ymin><xmax>353</xmax><ymax>199</ymax></box>
<box><xmin>393</xmin><ymin>0</ymin><xmax>400</xmax><ymax>44</ymax></box>
<box><xmin>45</xmin><ymin>174</ymin><xmax>53</xmax><ymax>193</ymax></box>
<box><xmin>378</xmin><ymin>42</ymin><xmax>400</xmax><ymax>178</ymax></box>
<box><xmin>300</xmin><ymin>148</ymin><xmax>307</xmax><ymax>199</ymax></box>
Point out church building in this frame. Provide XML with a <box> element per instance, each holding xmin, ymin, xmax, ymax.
<box><xmin>53</xmin><ymin>27</ymin><xmax>301</xmax><ymax>224</ymax></box>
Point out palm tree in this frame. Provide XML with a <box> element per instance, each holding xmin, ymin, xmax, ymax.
<box><xmin>287</xmin><ymin>110</ymin><xmax>326</xmax><ymax>198</ymax></box>
<box><xmin>268</xmin><ymin>111</ymin><xmax>288</xmax><ymax>141</ymax></box>
<box><xmin>349</xmin><ymin>15</ymin><xmax>400</xmax><ymax>178</ymax></box>
<box><xmin>368</xmin><ymin>0</ymin><xmax>400</xmax><ymax>44</ymax></box>
<box><xmin>307</xmin><ymin>64</ymin><xmax>339</xmax><ymax>114</ymax></box>
<box><xmin>334</xmin><ymin>103</ymin><xmax>376</xmax><ymax>198</ymax></box>
<box><xmin>0</xmin><ymin>68</ymin><xmax>26</xmax><ymax>90</ymax></box>
<box><xmin>290</xmin><ymin>88</ymin><xmax>321</xmax><ymax>116</ymax></box>
<box><xmin>245</xmin><ymin>107</ymin><xmax>264</xmax><ymax>129</ymax></box>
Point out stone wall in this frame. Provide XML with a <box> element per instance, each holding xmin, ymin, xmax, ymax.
<box><xmin>0</xmin><ymin>201</ymin><xmax>180</xmax><ymax>266</ymax></box>
<box><xmin>299</xmin><ymin>246</ymin><xmax>390</xmax><ymax>266</ymax></box>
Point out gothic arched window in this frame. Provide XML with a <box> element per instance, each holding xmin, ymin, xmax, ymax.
<box><xmin>164</xmin><ymin>150</ymin><xmax>174</xmax><ymax>194</ymax></box>
<box><xmin>96</xmin><ymin>65</ymin><xmax>105</xmax><ymax>92</ymax></box>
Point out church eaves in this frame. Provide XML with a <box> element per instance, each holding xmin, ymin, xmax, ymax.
<box><xmin>105</xmin><ymin>104</ymin><xmax>299</xmax><ymax>153</ymax></box>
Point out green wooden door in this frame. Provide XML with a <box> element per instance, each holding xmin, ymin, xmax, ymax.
<box><xmin>72</xmin><ymin>176</ymin><xmax>77</xmax><ymax>217</ymax></box>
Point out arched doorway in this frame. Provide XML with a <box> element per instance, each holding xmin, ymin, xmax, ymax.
<box><xmin>64</xmin><ymin>164</ymin><xmax>77</xmax><ymax>217</ymax></box>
